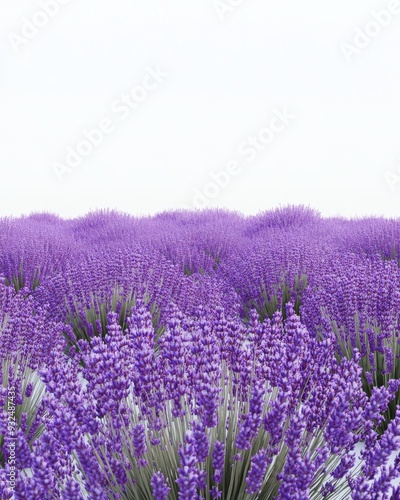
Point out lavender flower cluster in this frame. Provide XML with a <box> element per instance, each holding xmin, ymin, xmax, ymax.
<box><xmin>1</xmin><ymin>206</ymin><xmax>400</xmax><ymax>499</ymax></box>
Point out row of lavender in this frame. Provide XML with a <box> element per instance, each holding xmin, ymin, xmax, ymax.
<box><xmin>1</xmin><ymin>206</ymin><xmax>400</xmax><ymax>498</ymax></box>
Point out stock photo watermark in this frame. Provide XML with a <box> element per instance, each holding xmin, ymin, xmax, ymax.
<box><xmin>340</xmin><ymin>1</ymin><xmax>400</xmax><ymax>63</ymax></box>
<box><xmin>52</xmin><ymin>65</ymin><xmax>168</xmax><ymax>183</ymax></box>
<box><xmin>213</xmin><ymin>0</ymin><xmax>246</xmax><ymax>21</ymax></box>
<box><xmin>6</xmin><ymin>384</ymin><xmax>17</xmax><ymax>497</ymax></box>
<box><xmin>385</xmin><ymin>155</ymin><xmax>400</xmax><ymax>192</ymax></box>
<box><xmin>186</xmin><ymin>107</ymin><xmax>295</xmax><ymax>209</ymax></box>
<box><xmin>7</xmin><ymin>0</ymin><xmax>73</xmax><ymax>54</ymax></box>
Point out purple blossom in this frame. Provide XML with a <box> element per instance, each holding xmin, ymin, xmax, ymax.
<box><xmin>25</xmin><ymin>383</ymin><xmax>33</xmax><ymax>398</ymax></box>
<box><xmin>151</xmin><ymin>471</ymin><xmax>170</xmax><ymax>500</ymax></box>
<box><xmin>176</xmin><ymin>431</ymin><xmax>199</xmax><ymax>500</ymax></box>
<box><xmin>236</xmin><ymin>378</ymin><xmax>265</xmax><ymax>450</ymax></box>
<box><xmin>133</xmin><ymin>424</ymin><xmax>148</xmax><ymax>464</ymax></box>
<box><xmin>246</xmin><ymin>448</ymin><xmax>270</xmax><ymax>494</ymax></box>
<box><xmin>362</xmin><ymin>405</ymin><xmax>400</xmax><ymax>478</ymax></box>
<box><xmin>127</xmin><ymin>302</ymin><xmax>163</xmax><ymax>416</ymax></box>
<box><xmin>192</xmin><ymin>420</ymin><xmax>209</xmax><ymax>463</ymax></box>
<box><xmin>212</xmin><ymin>440</ymin><xmax>225</xmax><ymax>484</ymax></box>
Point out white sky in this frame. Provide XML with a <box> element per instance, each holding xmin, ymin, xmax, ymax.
<box><xmin>1</xmin><ymin>0</ymin><xmax>400</xmax><ymax>219</ymax></box>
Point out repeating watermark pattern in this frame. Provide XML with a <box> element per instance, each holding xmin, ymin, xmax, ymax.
<box><xmin>52</xmin><ymin>66</ymin><xmax>168</xmax><ymax>183</ymax></box>
<box><xmin>213</xmin><ymin>0</ymin><xmax>246</xmax><ymax>21</ymax></box>
<box><xmin>384</xmin><ymin>155</ymin><xmax>400</xmax><ymax>192</ymax></box>
<box><xmin>7</xmin><ymin>0</ymin><xmax>73</xmax><ymax>54</ymax></box>
<box><xmin>6</xmin><ymin>384</ymin><xmax>17</xmax><ymax>497</ymax></box>
<box><xmin>340</xmin><ymin>1</ymin><xmax>400</xmax><ymax>63</ymax></box>
<box><xmin>186</xmin><ymin>107</ymin><xmax>295</xmax><ymax>209</ymax></box>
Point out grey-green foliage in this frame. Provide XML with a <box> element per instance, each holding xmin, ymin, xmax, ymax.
<box><xmin>64</xmin><ymin>286</ymin><xmax>165</xmax><ymax>357</ymax></box>
<box><xmin>325</xmin><ymin>311</ymin><xmax>400</xmax><ymax>433</ymax></box>
<box><xmin>245</xmin><ymin>274</ymin><xmax>307</xmax><ymax>323</ymax></box>
<box><xmin>4</xmin><ymin>262</ymin><xmax>40</xmax><ymax>293</ymax></box>
<box><xmin>0</xmin><ymin>355</ymin><xmax>47</xmax><ymax>468</ymax></box>
<box><xmin>73</xmin><ymin>366</ymin><xmax>356</xmax><ymax>500</ymax></box>
<box><xmin>381</xmin><ymin>246</ymin><xmax>400</xmax><ymax>267</ymax></box>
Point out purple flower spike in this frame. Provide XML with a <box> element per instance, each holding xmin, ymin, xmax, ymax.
<box><xmin>212</xmin><ymin>440</ymin><xmax>225</xmax><ymax>484</ymax></box>
<box><xmin>24</xmin><ymin>382</ymin><xmax>33</xmax><ymax>398</ymax></box>
<box><xmin>151</xmin><ymin>471</ymin><xmax>170</xmax><ymax>500</ymax></box>
<box><xmin>176</xmin><ymin>431</ymin><xmax>199</xmax><ymax>500</ymax></box>
<box><xmin>133</xmin><ymin>424</ymin><xmax>148</xmax><ymax>467</ymax></box>
<box><xmin>246</xmin><ymin>448</ymin><xmax>270</xmax><ymax>494</ymax></box>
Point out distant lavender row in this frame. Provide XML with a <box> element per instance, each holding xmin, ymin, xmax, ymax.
<box><xmin>2</xmin><ymin>206</ymin><xmax>400</xmax><ymax>315</ymax></box>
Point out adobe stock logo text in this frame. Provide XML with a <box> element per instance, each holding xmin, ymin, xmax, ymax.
<box><xmin>188</xmin><ymin>107</ymin><xmax>295</xmax><ymax>209</ymax></box>
<box><xmin>340</xmin><ymin>1</ymin><xmax>400</xmax><ymax>62</ymax></box>
<box><xmin>8</xmin><ymin>0</ymin><xmax>73</xmax><ymax>54</ymax></box>
<box><xmin>52</xmin><ymin>66</ymin><xmax>168</xmax><ymax>183</ymax></box>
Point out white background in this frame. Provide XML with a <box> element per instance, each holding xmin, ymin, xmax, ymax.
<box><xmin>1</xmin><ymin>0</ymin><xmax>400</xmax><ymax>219</ymax></box>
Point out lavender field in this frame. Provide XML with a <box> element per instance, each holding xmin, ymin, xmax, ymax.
<box><xmin>2</xmin><ymin>205</ymin><xmax>400</xmax><ymax>499</ymax></box>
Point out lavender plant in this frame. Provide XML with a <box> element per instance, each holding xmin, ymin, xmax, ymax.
<box><xmin>9</xmin><ymin>303</ymin><xmax>400</xmax><ymax>499</ymax></box>
<box><xmin>0</xmin><ymin>355</ymin><xmax>47</xmax><ymax>499</ymax></box>
<box><xmin>1</xmin><ymin>207</ymin><xmax>400</xmax><ymax>498</ymax></box>
<box><xmin>244</xmin><ymin>273</ymin><xmax>307</xmax><ymax>323</ymax></box>
<box><xmin>301</xmin><ymin>253</ymin><xmax>400</xmax><ymax>431</ymax></box>
<box><xmin>64</xmin><ymin>286</ymin><xmax>165</xmax><ymax>358</ymax></box>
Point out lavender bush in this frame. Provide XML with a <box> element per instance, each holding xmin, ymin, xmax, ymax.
<box><xmin>301</xmin><ymin>252</ymin><xmax>400</xmax><ymax>430</ymax></box>
<box><xmin>1</xmin><ymin>206</ymin><xmax>400</xmax><ymax>498</ymax></box>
